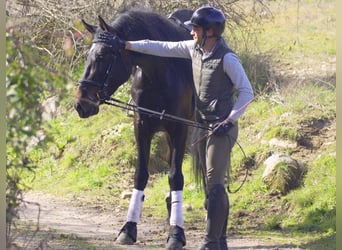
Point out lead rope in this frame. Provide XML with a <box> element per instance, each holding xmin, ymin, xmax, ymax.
<box><xmin>227</xmin><ymin>140</ymin><xmax>250</xmax><ymax>194</ymax></box>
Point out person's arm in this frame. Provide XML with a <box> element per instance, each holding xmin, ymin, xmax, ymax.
<box><xmin>223</xmin><ymin>53</ymin><xmax>254</xmax><ymax>122</ymax></box>
<box><xmin>97</xmin><ymin>32</ymin><xmax>194</xmax><ymax>59</ymax></box>
<box><xmin>126</xmin><ymin>40</ymin><xmax>194</xmax><ymax>59</ymax></box>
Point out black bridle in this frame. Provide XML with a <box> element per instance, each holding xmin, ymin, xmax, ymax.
<box><xmin>77</xmin><ymin>39</ymin><xmax>129</xmax><ymax>102</ymax></box>
<box><xmin>78</xmin><ymin>62</ymin><xmax>113</xmax><ymax>101</ymax></box>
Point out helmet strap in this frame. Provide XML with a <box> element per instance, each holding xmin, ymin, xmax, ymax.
<box><xmin>200</xmin><ymin>33</ymin><xmax>207</xmax><ymax>48</ymax></box>
<box><xmin>200</xmin><ymin>29</ymin><xmax>218</xmax><ymax>49</ymax></box>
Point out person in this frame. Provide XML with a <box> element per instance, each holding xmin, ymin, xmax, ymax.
<box><xmin>98</xmin><ymin>6</ymin><xmax>254</xmax><ymax>250</ymax></box>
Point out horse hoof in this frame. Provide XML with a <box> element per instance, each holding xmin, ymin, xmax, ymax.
<box><xmin>165</xmin><ymin>225</ymin><xmax>186</xmax><ymax>250</ymax></box>
<box><xmin>116</xmin><ymin>232</ymin><xmax>135</xmax><ymax>245</ymax></box>
<box><xmin>166</xmin><ymin>239</ymin><xmax>183</xmax><ymax>250</ymax></box>
<box><xmin>115</xmin><ymin>221</ymin><xmax>137</xmax><ymax>245</ymax></box>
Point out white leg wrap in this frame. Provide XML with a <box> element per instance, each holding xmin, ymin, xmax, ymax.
<box><xmin>127</xmin><ymin>189</ymin><xmax>144</xmax><ymax>223</ymax></box>
<box><xmin>169</xmin><ymin>190</ymin><xmax>184</xmax><ymax>227</ymax></box>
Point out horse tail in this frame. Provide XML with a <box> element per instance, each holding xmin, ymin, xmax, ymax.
<box><xmin>190</xmin><ymin>127</ymin><xmax>207</xmax><ymax>192</ymax></box>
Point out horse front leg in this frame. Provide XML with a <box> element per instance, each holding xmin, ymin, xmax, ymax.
<box><xmin>165</xmin><ymin>126</ymin><xmax>187</xmax><ymax>249</ymax></box>
<box><xmin>116</xmin><ymin>123</ymin><xmax>151</xmax><ymax>245</ymax></box>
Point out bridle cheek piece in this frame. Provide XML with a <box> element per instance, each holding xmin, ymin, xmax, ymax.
<box><xmin>77</xmin><ymin>53</ymin><xmax>114</xmax><ymax>104</ymax></box>
<box><xmin>77</xmin><ymin>38</ymin><xmax>131</xmax><ymax>104</ymax></box>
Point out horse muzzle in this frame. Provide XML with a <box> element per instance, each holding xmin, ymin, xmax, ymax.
<box><xmin>74</xmin><ymin>98</ymin><xmax>100</xmax><ymax>118</ymax></box>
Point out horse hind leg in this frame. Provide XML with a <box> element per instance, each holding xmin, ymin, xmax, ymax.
<box><xmin>165</xmin><ymin>190</ymin><xmax>186</xmax><ymax>249</ymax></box>
<box><xmin>165</xmin><ymin>133</ymin><xmax>187</xmax><ymax>249</ymax></box>
<box><xmin>165</xmin><ymin>190</ymin><xmax>187</xmax><ymax>249</ymax></box>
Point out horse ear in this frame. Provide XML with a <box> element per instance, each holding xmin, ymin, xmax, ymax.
<box><xmin>81</xmin><ymin>19</ymin><xmax>97</xmax><ymax>34</ymax></box>
<box><xmin>98</xmin><ymin>15</ymin><xmax>110</xmax><ymax>32</ymax></box>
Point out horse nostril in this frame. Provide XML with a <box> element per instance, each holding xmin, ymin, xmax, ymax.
<box><xmin>74</xmin><ymin>102</ymin><xmax>92</xmax><ymax>118</ymax></box>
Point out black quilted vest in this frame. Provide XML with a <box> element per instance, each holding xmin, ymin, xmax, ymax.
<box><xmin>192</xmin><ymin>38</ymin><xmax>235</xmax><ymax>122</ymax></box>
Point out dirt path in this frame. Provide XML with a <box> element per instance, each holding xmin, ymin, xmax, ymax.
<box><xmin>11</xmin><ymin>191</ymin><xmax>302</xmax><ymax>250</ymax></box>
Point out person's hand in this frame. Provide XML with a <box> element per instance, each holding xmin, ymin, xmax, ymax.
<box><xmin>212</xmin><ymin>121</ymin><xmax>233</xmax><ymax>136</ymax></box>
<box><xmin>97</xmin><ymin>32</ymin><xmax>126</xmax><ymax>50</ymax></box>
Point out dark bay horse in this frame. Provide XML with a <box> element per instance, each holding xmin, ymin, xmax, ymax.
<box><xmin>74</xmin><ymin>9</ymin><xmax>194</xmax><ymax>249</ymax></box>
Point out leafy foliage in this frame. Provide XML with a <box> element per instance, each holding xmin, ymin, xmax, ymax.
<box><xmin>6</xmin><ymin>30</ymin><xmax>68</xmax><ymax>242</ymax></box>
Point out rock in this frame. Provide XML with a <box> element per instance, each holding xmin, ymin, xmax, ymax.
<box><xmin>262</xmin><ymin>154</ymin><xmax>306</xmax><ymax>195</ymax></box>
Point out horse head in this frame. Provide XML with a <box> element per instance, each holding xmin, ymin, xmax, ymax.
<box><xmin>74</xmin><ymin>16</ymin><xmax>132</xmax><ymax>118</ymax></box>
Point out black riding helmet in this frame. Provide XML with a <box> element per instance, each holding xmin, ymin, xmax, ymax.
<box><xmin>185</xmin><ymin>6</ymin><xmax>225</xmax><ymax>37</ymax></box>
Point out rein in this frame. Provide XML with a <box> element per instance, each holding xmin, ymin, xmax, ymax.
<box><xmin>103</xmin><ymin>97</ymin><xmax>211</xmax><ymax>130</ymax></box>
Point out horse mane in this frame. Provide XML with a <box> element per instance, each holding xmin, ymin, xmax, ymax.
<box><xmin>110</xmin><ymin>9</ymin><xmax>191</xmax><ymax>41</ymax></box>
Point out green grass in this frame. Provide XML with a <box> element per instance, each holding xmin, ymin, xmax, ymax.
<box><xmin>256</xmin><ymin>0</ymin><xmax>336</xmax><ymax>64</ymax></box>
<box><xmin>25</xmin><ymin>100</ymin><xmax>135</xmax><ymax>200</ymax></box>
<box><xmin>283</xmin><ymin>145</ymin><xmax>336</xmax><ymax>232</ymax></box>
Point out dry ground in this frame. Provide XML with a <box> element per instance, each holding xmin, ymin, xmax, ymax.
<box><xmin>9</xmin><ymin>191</ymin><xmax>303</xmax><ymax>250</ymax></box>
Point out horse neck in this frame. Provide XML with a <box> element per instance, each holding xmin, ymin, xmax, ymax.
<box><xmin>115</xmin><ymin>11</ymin><xmax>189</xmax><ymax>41</ymax></box>
<box><xmin>131</xmin><ymin>53</ymin><xmax>169</xmax><ymax>84</ymax></box>
<box><xmin>114</xmin><ymin>12</ymin><xmax>189</xmax><ymax>83</ymax></box>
